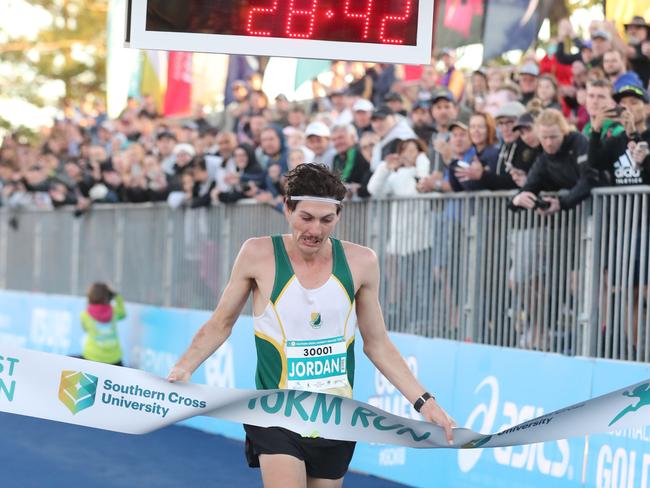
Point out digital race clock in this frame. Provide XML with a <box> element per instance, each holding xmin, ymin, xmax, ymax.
<box><xmin>126</xmin><ymin>1</ymin><xmax>434</xmax><ymax>64</ymax></box>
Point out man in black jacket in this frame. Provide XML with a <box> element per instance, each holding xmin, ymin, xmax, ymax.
<box><xmin>511</xmin><ymin>109</ymin><xmax>595</xmax><ymax>214</ymax></box>
<box><xmin>588</xmin><ymin>83</ymin><xmax>650</xmax><ymax>185</ymax></box>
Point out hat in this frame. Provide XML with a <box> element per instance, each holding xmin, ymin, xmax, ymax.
<box><xmin>412</xmin><ymin>100</ymin><xmax>431</xmax><ymax>111</ymax></box>
<box><xmin>305</xmin><ymin>121</ymin><xmax>331</xmax><ymax>138</ymax></box>
<box><xmin>383</xmin><ymin>91</ymin><xmax>403</xmax><ymax>103</ymax></box>
<box><xmin>495</xmin><ymin>101</ymin><xmax>527</xmax><ymax>119</ymax></box>
<box><xmin>438</xmin><ymin>47</ymin><xmax>454</xmax><ymax>57</ymax></box>
<box><xmin>448</xmin><ymin>111</ymin><xmax>471</xmax><ymax>131</ymax></box>
<box><xmin>519</xmin><ymin>62</ymin><xmax>540</xmax><ymax>77</ymax></box>
<box><xmin>581</xmin><ymin>40</ymin><xmax>592</xmax><ymax>50</ymax></box>
<box><xmin>624</xmin><ymin>16</ymin><xmax>650</xmax><ymax>31</ymax></box>
<box><xmin>613</xmin><ymin>83</ymin><xmax>650</xmax><ymax>103</ymax></box>
<box><xmin>431</xmin><ymin>87</ymin><xmax>455</xmax><ymax>104</ymax></box>
<box><xmin>353</xmin><ymin>99</ymin><xmax>375</xmax><ymax>112</ymax></box>
<box><xmin>157</xmin><ymin>130</ymin><xmax>177</xmax><ymax>141</ymax></box>
<box><xmin>513</xmin><ymin>112</ymin><xmax>535</xmax><ymax>131</ymax></box>
<box><xmin>99</xmin><ymin>121</ymin><xmax>114</xmax><ymax>132</ymax></box>
<box><xmin>329</xmin><ymin>89</ymin><xmax>346</xmax><ymax>98</ymax></box>
<box><xmin>591</xmin><ymin>29</ymin><xmax>612</xmax><ymax>41</ymax></box>
<box><xmin>371</xmin><ymin>105</ymin><xmax>395</xmax><ymax>120</ymax></box>
<box><xmin>181</xmin><ymin>121</ymin><xmax>199</xmax><ymax>131</ymax></box>
<box><xmin>173</xmin><ymin>143</ymin><xmax>197</xmax><ymax>157</ymax></box>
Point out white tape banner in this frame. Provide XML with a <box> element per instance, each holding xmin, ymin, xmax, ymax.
<box><xmin>0</xmin><ymin>347</ymin><xmax>649</xmax><ymax>448</ymax></box>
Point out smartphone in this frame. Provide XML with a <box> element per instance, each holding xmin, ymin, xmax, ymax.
<box><xmin>456</xmin><ymin>161</ymin><xmax>470</xmax><ymax>168</ymax></box>
<box><xmin>608</xmin><ymin>105</ymin><xmax>625</xmax><ymax>117</ymax></box>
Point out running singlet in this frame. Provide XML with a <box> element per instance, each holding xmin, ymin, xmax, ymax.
<box><xmin>253</xmin><ymin>235</ymin><xmax>357</xmax><ymax>398</ymax></box>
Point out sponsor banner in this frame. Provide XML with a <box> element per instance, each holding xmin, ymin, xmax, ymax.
<box><xmin>1</xmin><ymin>291</ymin><xmax>650</xmax><ymax>486</ymax></box>
<box><xmin>0</xmin><ymin>346</ymin><xmax>649</xmax><ymax>453</ymax></box>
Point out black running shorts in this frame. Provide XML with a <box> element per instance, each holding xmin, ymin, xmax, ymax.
<box><xmin>244</xmin><ymin>424</ymin><xmax>356</xmax><ymax>480</ymax></box>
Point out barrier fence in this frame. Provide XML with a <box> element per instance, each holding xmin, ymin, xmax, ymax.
<box><xmin>1</xmin><ymin>187</ymin><xmax>649</xmax><ymax>362</ymax></box>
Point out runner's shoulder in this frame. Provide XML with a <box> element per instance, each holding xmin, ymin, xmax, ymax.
<box><xmin>340</xmin><ymin>240</ymin><xmax>377</xmax><ymax>266</ymax></box>
<box><xmin>239</xmin><ymin>236</ymin><xmax>275</xmax><ymax>264</ymax></box>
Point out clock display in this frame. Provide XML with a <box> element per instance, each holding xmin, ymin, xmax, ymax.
<box><xmin>145</xmin><ymin>0</ymin><xmax>419</xmax><ymax>46</ymax></box>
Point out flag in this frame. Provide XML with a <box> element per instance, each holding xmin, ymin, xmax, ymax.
<box><xmin>224</xmin><ymin>55</ymin><xmax>257</xmax><ymax>105</ymax></box>
<box><xmin>482</xmin><ymin>0</ymin><xmax>544</xmax><ymax>61</ymax></box>
<box><xmin>434</xmin><ymin>0</ymin><xmax>485</xmax><ymax>50</ymax></box>
<box><xmin>606</xmin><ymin>0</ymin><xmax>650</xmax><ymax>35</ymax></box>
<box><xmin>106</xmin><ymin>0</ymin><xmax>140</xmax><ymax>118</ymax></box>
<box><xmin>141</xmin><ymin>50</ymin><xmax>167</xmax><ymax>114</ymax></box>
<box><xmin>164</xmin><ymin>51</ymin><xmax>193</xmax><ymax>116</ymax></box>
<box><xmin>294</xmin><ymin>59</ymin><xmax>331</xmax><ymax>91</ymax></box>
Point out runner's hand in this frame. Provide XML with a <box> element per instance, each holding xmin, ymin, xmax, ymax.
<box><xmin>420</xmin><ymin>399</ymin><xmax>457</xmax><ymax>445</ymax></box>
<box><xmin>167</xmin><ymin>366</ymin><xmax>191</xmax><ymax>383</ymax></box>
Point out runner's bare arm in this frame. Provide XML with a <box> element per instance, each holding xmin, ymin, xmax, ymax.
<box><xmin>354</xmin><ymin>248</ymin><xmax>456</xmax><ymax>444</ymax></box>
<box><xmin>167</xmin><ymin>239</ymin><xmax>258</xmax><ymax>382</ymax></box>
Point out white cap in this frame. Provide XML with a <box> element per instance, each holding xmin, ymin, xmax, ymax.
<box><xmin>305</xmin><ymin>121</ymin><xmax>331</xmax><ymax>138</ymax></box>
<box><xmin>353</xmin><ymin>99</ymin><xmax>375</xmax><ymax>112</ymax></box>
<box><xmin>173</xmin><ymin>143</ymin><xmax>196</xmax><ymax>157</ymax></box>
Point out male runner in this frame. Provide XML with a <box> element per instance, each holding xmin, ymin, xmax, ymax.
<box><xmin>168</xmin><ymin>164</ymin><xmax>455</xmax><ymax>487</ymax></box>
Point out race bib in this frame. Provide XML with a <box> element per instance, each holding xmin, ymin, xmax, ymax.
<box><xmin>286</xmin><ymin>336</ymin><xmax>348</xmax><ymax>392</ymax></box>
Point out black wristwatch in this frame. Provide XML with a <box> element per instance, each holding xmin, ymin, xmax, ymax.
<box><xmin>413</xmin><ymin>392</ymin><xmax>435</xmax><ymax>413</ymax></box>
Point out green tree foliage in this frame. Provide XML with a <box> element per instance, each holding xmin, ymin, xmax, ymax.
<box><xmin>0</xmin><ymin>0</ymin><xmax>107</xmax><ymax>106</ymax></box>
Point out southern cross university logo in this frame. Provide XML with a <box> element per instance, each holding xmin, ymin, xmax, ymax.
<box><xmin>309</xmin><ymin>312</ymin><xmax>322</xmax><ymax>329</ymax></box>
<box><xmin>58</xmin><ymin>371</ymin><xmax>98</xmax><ymax>415</ymax></box>
<box><xmin>609</xmin><ymin>382</ymin><xmax>650</xmax><ymax>427</ymax></box>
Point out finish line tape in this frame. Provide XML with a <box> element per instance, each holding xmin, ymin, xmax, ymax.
<box><xmin>0</xmin><ymin>347</ymin><xmax>648</xmax><ymax>449</ymax></box>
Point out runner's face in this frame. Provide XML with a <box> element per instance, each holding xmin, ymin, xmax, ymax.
<box><xmin>286</xmin><ymin>201</ymin><xmax>340</xmax><ymax>255</ymax></box>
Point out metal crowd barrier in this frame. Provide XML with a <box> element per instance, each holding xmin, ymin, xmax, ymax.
<box><xmin>0</xmin><ymin>188</ymin><xmax>648</xmax><ymax>363</ymax></box>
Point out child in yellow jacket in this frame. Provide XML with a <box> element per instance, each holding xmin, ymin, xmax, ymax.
<box><xmin>81</xmin><ymin>282</ymin><xmax>126</xmax><ymax>366</ymax></box>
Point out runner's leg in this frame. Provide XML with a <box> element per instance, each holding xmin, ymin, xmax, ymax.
<box><xmin>259</xmin><ymin>454</ymin><xmax>307</xmax><ymax>488</ymax></box>
<box><xmin>307</xmin><ymin>475</ymin><xmax>344</xmax><ymax>488</ymax></box>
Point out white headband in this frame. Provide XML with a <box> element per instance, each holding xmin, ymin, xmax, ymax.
<box><xmin>289</xmin><ymin>196</ymin><xmax>342</xmax><ymax>206</ymax></box>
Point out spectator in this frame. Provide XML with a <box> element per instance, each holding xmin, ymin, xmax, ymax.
<box><xmin>209</xmin><ymin>131</ymin><xmax>238</xmax><ymax>192</ymax></box>
<box><xmin>305</xmin><ymin>122</ymin><xmax>336</xmax><ymax>169</ymax></box>
<box><xmin>588</xmin><ymin>82</ymin><xmax>650</xmax><ymax>186</ymax></box>
<box><xmin>556</xmin><ymin>18</ymin><xmax>595</xmax><ymax>68</ymax></box>
<box><xmin>259</xmin><ymin>125</ymin><xmax>289</xmax><ymax>173</ymax></box>
<box><xmin>221</xmin><ymin>80</ymin><xmax>250</xmax><ymax>132</ymax></box>
<box><xmin>438</xmin><ymin>49</ymin><xmax>465</xmax><ymax>101</ymax></box>
<box><xmin>331</xmin><ymin>124</ymin><xmax>371</xmax><ymax>199</ymax></box>
<box><xmin>518</xmin><ymin>63</ymin><xmax>539</xmax><ymax>106</ymax></box>
<box><xmin>511</xmin><ymin>109</ymin><xmax>594</xmax><ymax>214</ymax></box>
<box><xmin>589</xmin><ymin>29</ymin><xmax>613</xmax><ymax>67</ymax></box>
<box><xmin>81</xmin><ymin>283</ymin><xmax>127</xmax><ymax>366</ymax></box>
<box><xmin>582</xmin><ymin>78</ymin><xmax>624</xmax><ymax>139</ymax></box>
<box><xmin>352</xmin><ymin>99</ymin><xmax>374</xmax><ymax>137</ymax></box>
<box><xmin>329</xmin><ymin>90</ymin><xmax>353</xmax><ymax>125</ymax></box>
<box><xmin>187</xmin><ymin>157</ymin><xmax>216</xmax><ymax>208</ymax></box>
<box><xmin>624</xmin><ymin>16</ymin><xmax>650</xmax><ymax>87</ymax></box>
<box><xmin>476</xmin><ymin>102</ymin><xmax>532</xmax><ymax>190</ymax></box>
<box><xmin>157</xmin><ymin>131</ymin><xmax>178</xmax><ymax>175</ymax></box>
<box><xmin>168</xmin><ymin>143</ymin><xmax>196</xmax><ymax>191</ymax></box>
<box><xmin>602</xmin><ymin>49</ymin><xmax>629</xmax><ymax>84</ymax></box>
<box><xmin>534</xmin><ymin>74</ymin><xmax>563</xmax><ymax>111</ymax></box>
<box><xmin>359</xmin><ymin>132</ymin><xmax>380</xmax><ymax>167</ymax></box>
<box><xmin>464</xmin><ymin>68</ymin><xmax>489</xmax><ymax>112</ymax></box>
<box><xmin>410</xmin><ymin>100</ymin><xmax>435</xmax><ymax>146</ymax></box>
<box><xmin>213</xmin><ymin>143</ymin><xmax>264</xmax><ymax>204</ymax></box>
<box><xmin>370</xmin><ymin>105</ymin><xmax>417</xmax><ymax>171</ymax></box>
<box><xmin>452</xmin><ymin>112</ymin><xmax>500</xmax><ymax>190</ymax></box>
<box><xmin>384</xmin><ymin>92</ymin><xmax>407</xmax><ymax>117</ymax></box>
<box><xmin>287</xmin><ymin>104</ymin><xmax>307</xmax><ymax>131</ymax></box>
<box><xmin>368</xmin><ymin>138</ymin><xmax>430</xmax><ymax>197</ymax></box>
<box><xmin>428</xmin><ymin>88</ymin><xmax>459</xmax><ymax>172</ymax></box>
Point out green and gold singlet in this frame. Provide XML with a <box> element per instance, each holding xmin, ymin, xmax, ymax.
<box><xmin>253</xmin><ymin>235</ymin><xmax>356</xmax><ymax>398</ymax></box>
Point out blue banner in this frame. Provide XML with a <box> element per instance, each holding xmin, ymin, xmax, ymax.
<box><xmin>482</xmin><ymin>0</ymin><xmax>544</xmax><ymax>61</ymax></box>
<box><xmin>0</xmin><ymin>290</ymin><xmax>649</xmax><ymax>487</ymax></box>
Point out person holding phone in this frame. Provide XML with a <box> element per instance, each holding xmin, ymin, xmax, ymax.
<box><xmin>588</xmin><ymin>81</ymin><xmax>650</xmax><ymax>186</ymax></box>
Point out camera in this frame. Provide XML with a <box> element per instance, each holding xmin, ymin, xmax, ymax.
<box><xmin>534</xmin><ymin>196</ymin><xmax>551</xmax><ymax>210</ymax></box>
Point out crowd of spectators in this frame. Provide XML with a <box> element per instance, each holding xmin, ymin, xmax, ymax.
<box><xmin>1</xmin><ymin>16</ymin><xmax>650</xmax><ymax>216</ymax></box>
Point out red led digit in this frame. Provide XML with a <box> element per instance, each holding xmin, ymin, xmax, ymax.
<box><xmin>379</xmin><ymin>0</ymin><xmax>413</xmax><ymax>44</ymax></box>
<box><xmin>247</xmin><ymin>0</ymin><xmax>279</xmax><ymax>36</ymax></box>
<box><xmin>286</xmin><ymin>0</ymin><xmax>319</xmax><ymax>39</ymax></box>
<box><xmin>344</xmin><ymin>0</ymin><xmax>374</xmax><ymax>40</ymax></box>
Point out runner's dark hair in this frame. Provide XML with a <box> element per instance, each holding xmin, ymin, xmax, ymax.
<box><xmin>285</xmin><ymin>164</ymin><xmax>346</xmax><ymax>214</ymax></box>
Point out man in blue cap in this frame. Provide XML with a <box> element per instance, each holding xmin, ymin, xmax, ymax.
<box><xmin>588</xmin><ymin>79</ymin><xmax>650</xmax><ymax>186</ymax></box>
